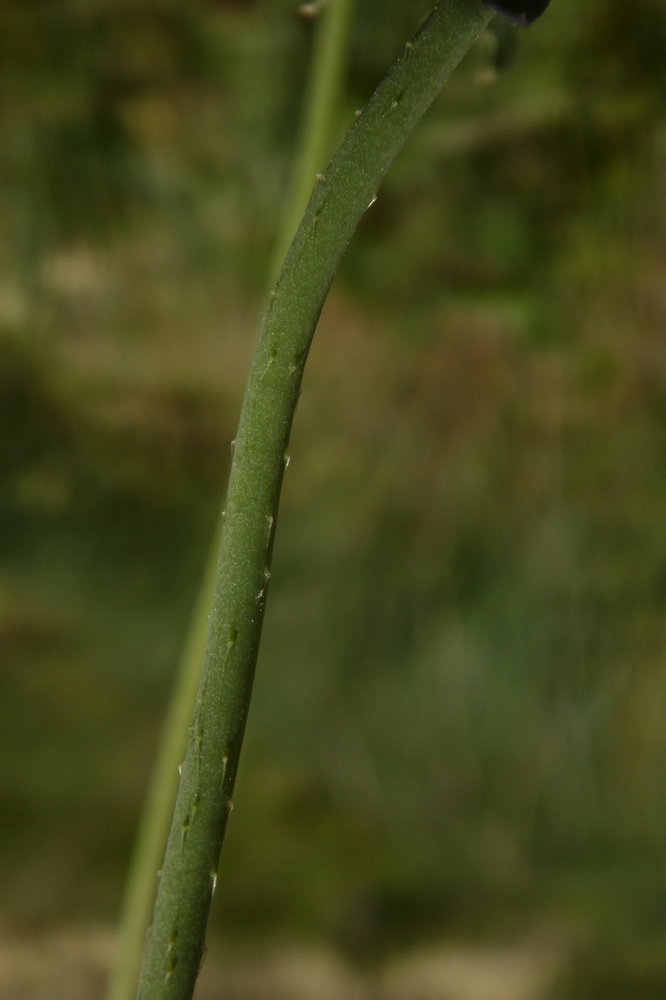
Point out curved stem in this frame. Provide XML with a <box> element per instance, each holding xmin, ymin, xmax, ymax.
<box><xmin>137</xmin><ymin>3</ymin><xmax>493</xmax><ymax>998</ymax></box>
<box><xmin>106</xmin><ymin>6</ymin><xmax>356</xmax><ymax>1000</ymax></box>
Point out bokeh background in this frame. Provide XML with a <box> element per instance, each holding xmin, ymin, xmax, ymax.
<box><xmin>1</xmin><ymin>0</ymin><xmax>666</xmax><ymax>996</ymax></box>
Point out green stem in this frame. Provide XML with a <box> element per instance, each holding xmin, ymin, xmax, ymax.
<box><xmin>270</xmin><ymin>0</ymin><xmax>356</xmax><ymax>280</ymax></box>
<box><xmin>136</xmin><ymin>3</ymin><xmax>492</xmax><ymax>998</ymax></box>
<box><xmin>106</xmin><ymin>6</ymin><xmax>356</xmax><ymax>1000</ymax></box>
<box><xmin>106</xmin><ymin>532</ymin><xmax>220</xmax><ymax>1000</ymax></box>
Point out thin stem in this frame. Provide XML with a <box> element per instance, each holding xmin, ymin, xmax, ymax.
<box><xmin>105</xmin><ymin>531</ymin><xmax>220</xmax><ymax>1000</ymax></box>
<box><xmin>136</xmin><ymin>3</ymin><xmax>493</xmax><ymax>999</ymax></box>
<box><xmin>106</xmin><ymin>5</ymin><xmax>356</xmax><ymax>1000</ymax></box>
<box><xmin>270</xmin><ymin>0</ymin><xmax>356</xmax><ymax>280</ymax></box>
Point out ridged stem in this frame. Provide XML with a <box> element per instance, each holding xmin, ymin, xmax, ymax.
<box><xmin>137</xmin><ymin>3</ymin><xmax>493</xmax><ymax>998</ymax></box>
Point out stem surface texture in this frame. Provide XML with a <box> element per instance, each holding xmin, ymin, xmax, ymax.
<box><xmin>136</xmin><ymin>3</ymin><xmax>492</xmax><ymax>998</ymax></box>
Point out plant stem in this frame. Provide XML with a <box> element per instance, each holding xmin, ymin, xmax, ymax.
<box><xmin>136</xmin><ymin>3</ymin><xmax>492</xmax><ymax>998</ymax></box>
<box><xmin>105</xmin><ymin>531</ymin><xmax>220</xmax><ymax>1000</ymax></box>
<box><xmin>270</xmin><ymin>0</ymin><xmax>356</xmax><ymax>280</ymax></box>
<box><xmin>106</xmin><ymin>6</ymin><xmax>356</xmax><ymax>1000</ymax></box>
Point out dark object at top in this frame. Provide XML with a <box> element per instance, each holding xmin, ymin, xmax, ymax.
<box><xmin>485</xmin><ymin>0</ymin><xmax>550</xmax><ymax>25</ymax></box>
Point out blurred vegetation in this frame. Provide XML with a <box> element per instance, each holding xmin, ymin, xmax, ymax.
<box><xmin>1</xmin><ymin>0</ymin><xmax>666</xmax><ymax>996</ymax></box>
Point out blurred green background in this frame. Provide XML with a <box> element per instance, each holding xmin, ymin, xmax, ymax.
<box><xmin>1</xmin><ymin>0</ymin><xmax>666</xmax><ymax>996</ymax></box>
